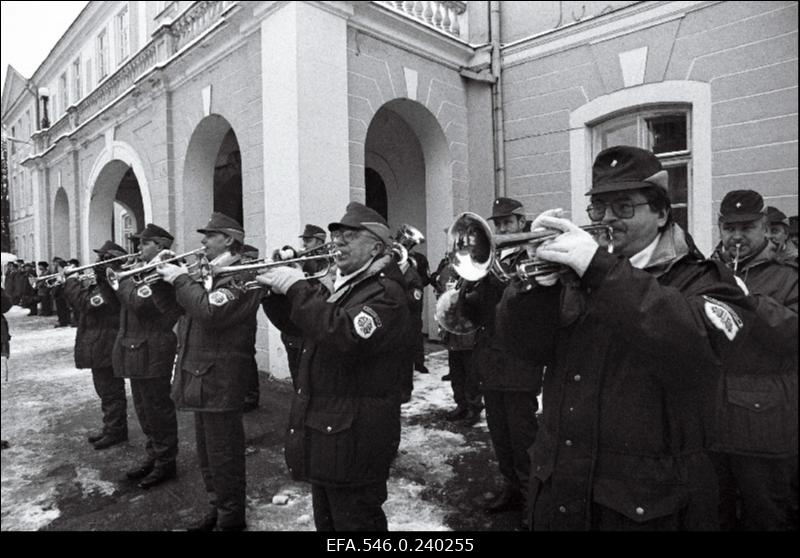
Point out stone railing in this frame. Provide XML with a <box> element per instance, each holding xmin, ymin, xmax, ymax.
<box><xmin>374</xmin><ymin>1</ymin><xmax>468</xmax><ymax>39</ymax></box>
<box><xmin>36</xmin><ymin>1</ymin><xmax>237</xmax><ymax>153</ymax></box>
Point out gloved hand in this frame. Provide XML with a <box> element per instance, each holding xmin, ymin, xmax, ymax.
<box><xmin>156</xmin><ymin>262</ymin><xmax>189</xmax><ymax>284</ymax></box>
<box><xmin>272</xmin><ymin>247</ymin><xmax>297</xmax><ymax>262</ymax></box>
<box><xmin>530</xmin><ymin>208</ymin><xmax>565</xmax><ymax>232</ymax></box>
<box><xmin>534</xmin><ymin>270</ymin><xmax>560</xmax><ymax>287</ymax></box>
<box><xmin>156</xmin><ymin>249</ymin><xmax>176</xmax><ymax>262</ymax></box>
<box><xmin>255</xmin><ymin>265</ymin><xmax>305</xmax><ymax>295</ymax></box>
<box><xmin>535</xmin><ymin>215</ymin><xmax>599</xmax><ymax>278</ymax></box>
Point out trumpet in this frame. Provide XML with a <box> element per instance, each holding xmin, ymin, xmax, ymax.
<box><xmin>29</xmin><ymin>251</ymin><xmax>141</xmax><ymax>288</ymax></box>
<box><xmin>107</xmin><ymin>248</ymin><xmax>205</xmax><ymax>290</ymax></box>
<box><xmin>198</xmin><ymin>249</ymin><xmax>341</xmax><ymax>291</ymax></box>
<box><xmin>447</xmin><ymin>212</ymin><xmax>614</xmax><ymax>282</ymax></box>
<box><xmin>392</xmin><ymin>242</ymin><xmax>408</xmax><ymax>267</ymax></box>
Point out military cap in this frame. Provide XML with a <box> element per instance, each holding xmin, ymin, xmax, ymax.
<box><xmin>37</xmin><ymin>261</ymin><xmax>49</xmax><ymax>268</ymax></box>
<box><xmin>93</xmin><ymin>240</ymin><xmax>128</xmax><ymax>258</ymax></box>
<box><xmin>487</xmin><ymin>197</ymin><xmax>525</xmax><ymax>221</ymax></box>
<box><xmin>197</xmin><ymin>212</ymin><xmax>244</xmax><ymax>243</ymax></box>
<box><xmin>765</xmin><ymin>206</ymin><xmax>788</xmax><ymax>227</ymax></box>
<box><xmin>328</xmin><ymin>202</ymin><xmax>391</xmax><ymax>245</ymax></box>
<box><xmin>299</xmin><ymin>224</ymin><xmax>326</xmax><ymax>241</ymax></box>
<box><xmin>588</xmin><ymin>145</ymin><xmax>668</xmax><ymax>195</ymax></box>
<box><xmin>133</xmin><ymin>223</ymin><xmax>174</xmax><ymax>248</ymax></box>
<box><xmin>789</xmin><ymin>215</ymin><xmax>798</xmax><ymax>236</ymax></box>
<box><xmin>719</xmin><ymin>190</ymin><xmax>765</xmax><ymax>224</ymax></box>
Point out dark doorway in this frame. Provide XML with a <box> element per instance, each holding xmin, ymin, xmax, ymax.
<box><xmin>365</xmin><ymin>167</ymin><xmax>388</xmax><ymax>221</ymax></box>
<box><xmin>213</xmin><ymin>130</ymin><xmax>243</xmax><ymax>225</ymax></box>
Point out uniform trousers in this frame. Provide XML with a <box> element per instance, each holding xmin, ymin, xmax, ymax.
<box><xmin>448</xmin><ymin>349</ymin><xmax>481</xmax><ymax>411</ymax></box>
<box><xmin>130</xmin><ymin>376</ymin><xmax>178</xmax><ymax>468</ymax></box>
<box><xmin>194</xmin><ymin>411</ymin><xmax>246</xmax><ymax>528</ymax></box>
<box><xmin>483</xmin><ymin>390</ymin><xmax>538</xmax><ymax>497</ymax></box>
<box><xmin>311</xmin><ymin>481</ymin><xmax>388</xmax><ymax>531</ymax></box>
<box><xmin>245</xmin><ymin>356</ymin><xmax>260</xmax><ymax>404</ymax></box>
<box><xmin>91</xmin><ymin>366</ymin><xmax>127</xmax><ymax>437</ymax></box>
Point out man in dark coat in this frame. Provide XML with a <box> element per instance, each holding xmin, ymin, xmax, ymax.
<box><xmin>240</xmin><ymin>244</ymin><xmax>261</xmax><ymax>412</ymax></box>
<box><xmin>51</xmin><ymin>258</ymin><xmax>71</xmax><ymax>327</ymax></box>
<box><xmin>396</xmin><ymin>225</ymin><xmax>431</xmax><ymax>375</ymax></box>
<box><xmin>259</xmin><ymin>202</ymin><xmax>411</xmax><ymax>531</ymax></box>
<box><xmin>18</xmin><ymin>263</ymin><xmax>38</xmax><ymax>316</ymax></box>
<box><xmin>157</xmin><ymin>212</ymin><xmax>262</xmax><ymax>531</ymax></box>
<box><xmin>765</xmin><ymin>206</ymin><xmax>798</xmax><ymax>265</ymax></box>
<box><xmin>63</xmin><ymin>242</ymin><xmax>128</xmax><ymax>450</ymax></box>
<box><xmin>710</xmin><ymin>190</ymin><xmax>798</xmax><ymax>530</ymax></box>
<box><xmin>496</xmin><ymin>146</ymin><xmax>757</xmax><ymax>530</ymax></box>
<box><xmin>36</xmin><ymin>262</ymin><xmax>53</xmax><ymax>316</ymax></box>
<box><xmin>444</xmin><ymin>197</ymin><xmax>544</xmax><ymax>520</ymax></box>
<box><xmin>113</xmin><ymin>224</ymin><xmax>182</xmax><ymax>489</ymax></box>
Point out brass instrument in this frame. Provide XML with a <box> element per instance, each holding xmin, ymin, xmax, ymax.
<box><xmin>395</xmin><ymin>223</ymin><xmax>426</xmax><ymax>247</ymax></box>
<box><xmin>732</xmin><ymin>242</ymin><xmax>742</xmax><ymax>273</ymax></box>
<box><xmin>198</xmin><ymin>249</ymin><xmax>341</xmax><ymax>291</ymax></box>
<box><xmin>392</xmin><ymin>242</ymin><xmax>408</xmax><ymax>267</ymax></box>
<box><xmin>447</xmin><ymin>212</ymin><xmax>614</xmax><ymax>283</ymax></box>
<box><xmin>106</xmin><ymin>248</ymin><xmax>205</xmax><ymax>290</ymax></box>
<box><xmin>30</xmin><ymin>251</ymin><xmax>141</xmax><ymax>288</ymax></box>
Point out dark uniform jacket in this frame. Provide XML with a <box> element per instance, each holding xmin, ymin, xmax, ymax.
<box><xmin>262</xmin><ymin>254</ymin><xmax>410</xmax><ymax>487</ymax></box>
<box><xmin>1</xmin><ymin>288</ymin><xmax>11</xmax><ymax>357</ymax></box>
<box><xmin>112</xmin><ymin>270</ymin><xmax>182</xmax><ymax>379</ymax></box>
<box><xmin>171</xmin><ymin>258</ymin><xmax>262</xmax><ymax>412</ymax></box>
<box><xmin>496</xmin><ymin>224</ymin><xmax>756</xmax><ymax>530</ymax></box>
<box><xmin>63</xmin><ymin>276</ymin><xmax>121</xmax><ymax>369</ymax></box>
<box><xmin>710</xmin><ymin>241</ymin><xmax>798</xmax><ymax>458</ymax></box>
<box><xmin>460</xmin><ymin>248</ymin><xmax>542</xmax><ymax>392</ymax></box>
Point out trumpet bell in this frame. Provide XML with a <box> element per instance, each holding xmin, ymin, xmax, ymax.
<box><xmin>397</xmin><ymin>223</ymin><xmax>426</xmax><ymax>247</ymax></box>
<box><xmin>447</xmin><ymin>212</ymin><xmax>494</xmax><ymax>282</ymax></box>
<box><xmin>434</xmin><ymin>288</ymin><xmax>478</xmax><ymax>334</ymax></box>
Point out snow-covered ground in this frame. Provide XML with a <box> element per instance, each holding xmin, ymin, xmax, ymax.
<box><xmin>1</xmin><ymin>306</ymin><xmax>499</xmax><ymax>531</ymax></box>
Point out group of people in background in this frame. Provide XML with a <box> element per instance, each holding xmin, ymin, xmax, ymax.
<box><xmin>2</xmin><ymin>257</ymin><xmax>79</xmax><ymax>326</ymax></box>
<box><xmin>0</xmin><ymin>144</ymin><xmax>797</xmax><ymax>532</ymax></box>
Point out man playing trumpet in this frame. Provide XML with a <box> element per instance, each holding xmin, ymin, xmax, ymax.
<box><xmin>496</xmin><ymin>146</ymin><xmax>759</xmax><ymax>530</ymax></box>
<box><xmin>62</xmin><ymin>241</ymin><xmax>128</xmax><ymax>450</ymax></box>
<box><xmin>112</xmin><ymin>224</ymin><xmax>182</xmax><ymax>489</ymax></box>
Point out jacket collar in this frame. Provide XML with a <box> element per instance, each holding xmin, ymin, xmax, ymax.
<box><xmin>643</xmin><ymin>223</ymin><xmax>702</xmax><ymax>277</ymax></box>
<box><xmin>327</xmin><ymin>254</ymin><xmax>398</xmax><ymax>302</ymax></box>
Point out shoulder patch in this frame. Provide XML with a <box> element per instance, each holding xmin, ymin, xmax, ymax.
<box><xmin>89</xmin><ymin>294</ymin><xmax>105</xmax><ymax>307</ymax></box>
<box><xmin>354</xmin><ymin>308</ymin><xmax>381</xmax><ymax>339</ymax></box>
<box><xmin>413</xmin><ymin>288</ymin><xmax>423</xmax><ymax>301</ymax></box>
<box><xmin>702</xmin><ymin>295</ymin><xmax>742</xmax><ymax>341</ymax></box>
<box><xmin>209</xmin><ymin>288</ymin><xmax>234</xmax><ymax>307</ymax></box>
<box><xmin>137</xmin><ymin>285</ymin><xmax>153</xmax><ymax>298</ymax></box>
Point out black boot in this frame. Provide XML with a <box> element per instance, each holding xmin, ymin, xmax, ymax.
<box><xmin>93</xmin><ymin>432</ymin><xmax>128</xmax><ymax>450</ymax></box>
<box><xmin>87</xmin><ymin>431</ymin><xmax>105</xmax><ymax>444</ymax></box>
<box><xmin>445</xmin><ymin>406</ymin><xmax>468</xmax><ymax>421</ymax></box>
<box><xmin>126</xmin><ymin>460</ymin><xmax>155</xmax><ymax>480</ymax></box>
<box><xmin>138</xmin><ymin>462</ymin><xmax>177</xmax><ymax>489</ymax></box>
<box><xmin>460</xmin><ymin>407</ymin><xmax>482</xmax><ymax>427</ymax></box>
<box><xmin>485</xmin><ymin>486</ymin><xmax>523</xmax><ymax>514</ymax></box>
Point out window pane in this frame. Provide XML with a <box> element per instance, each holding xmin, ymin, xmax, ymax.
<box><xmin>665</xmin><ymin>164</ymin><xmax>688</xmax><ymax>205</ymax></box>
<box><xmin>646</xmin><ymin>114</ymin><xmax>687</xmax><ymax>154</ymax></box>
<box><xmin>671</xmin><ymin>206</ymin><xmax>688</xmax><ymax>233</ymax></box>
<box><xmin>599</xmin><ymin>119</ymin><xmax>638</xmax><ymax>150</ymax></box>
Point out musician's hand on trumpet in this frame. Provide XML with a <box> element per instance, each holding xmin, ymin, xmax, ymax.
<box><xmin>532</xmin><ymin>211</ymin><xmax>600</xmax><ymax>279</ymax></box>
<box><xmin>155</xmin><ymin>261</ymin><xmax>189</xmax><ymax>284</ymax></box>
<box><xmin>254</xmin><ymin>265</ymin><xmax>305</xmax><ymax>295</ymax></box>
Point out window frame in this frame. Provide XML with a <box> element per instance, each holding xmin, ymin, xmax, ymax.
<box><xmin>59</xmin><ymin>72</ymin><xmax>68</xmax><ymax>113</ymax></box>
<box><xmin>96</xmin><ymin>28</ymin><xmax>109</xmax><ymax>80</ymax></box>
<box><xmin>72</xmin><ymin>57</ymin><xmax>82</xmax><ymax>102</ymax></box>
<box><xmin>116</xmin><ymin>4</ymin><xmax>130</xmax><ymax>65</ymax></box>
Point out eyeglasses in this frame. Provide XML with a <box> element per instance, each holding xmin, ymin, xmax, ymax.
<box><xmin>586</xmin><ymin>201</ymin><xmax>650</xmax><ymax>221</ymax></box>
<box><xmin>330</xmin><ymin>229</ymin><xmax>363</xmax><ymax>243</ymax></box>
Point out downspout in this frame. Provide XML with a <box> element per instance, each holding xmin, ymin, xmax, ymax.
<box><xmin>25</xmin><ymin>79</ymin><xmax>40</xmax><ymax>132</ymax></box>
<box><xmin>490</xmin><ymin>1</ymin><xmax>506</xmax><ymax>197</ymax></box>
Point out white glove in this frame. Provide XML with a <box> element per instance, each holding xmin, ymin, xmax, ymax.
<box><xmin>535</xmin><ymin>215</ymin><xmax>599</xmax><ymax>278</ymax></box>
<box><xmin>534</xmin><ymin>270</ymin><xmax>560</xmax><ymax>287</ymax></box>
<box><xmin>156</xmin><ymin>262</ymin><xmax>189</xmax><ymax>284</ymax></box>
<box><xmin>530</xmin><ymin>208</ymin><xmax>565</xmax><ymax>232</ymax></box>
<box><xmin>255</xmin><ymin>266</ymin><xmax>305</xmax><ymax>295</ymax></box>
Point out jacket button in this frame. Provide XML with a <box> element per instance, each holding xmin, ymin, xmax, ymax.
<box><xmin>565</xmin><ymin>440</ymin><xmax>573</xmax><ymax>447</ymax></box>
<box><xmin>130</xmin><ymin>344</ymin><xmax>135</xmax><ymax>349</ymax></box>
<box><xmin>568</xmin><ymin>407</ymin><xmax>574</xmax><ymax>412</ymax></box>
<box><xmin>558</xmin><ymin>506</ymin><xmax>567</xmax><ymax>513</ymax></box>
<box><xmin>326</xmin><ymin>426</ymin><xmax>332</xmax><ymax>432</ymax></box>
<box><xmin>573</xmin><ymin>374</ymin><xmax>581</xmax><ymax>382</ymax></box>
<box><xmin>753</xmin><ymin>402</ymin><xmax>761</xmax><ymax>409</ymax></box>
<box><xmin>297</xmin><ymin>388</ymin><xmax>302</xmax><ymax>395</ymax></box>
<box><xmin>289</xmin><ymin>429</ymin><xmax>294</xmax><ymax>434</ymax></box>
<box><xmin>635</xmin><ymin>507</ymin><xmax>645</xmax><ymax>516</ymax></box>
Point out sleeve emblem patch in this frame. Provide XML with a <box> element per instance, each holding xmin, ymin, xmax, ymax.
<box><xmin>89</xmin><ymin>294</ymin><xmax>105</xmax><ymax>307</ymax></box>
<box><xmin>413</xmin><ymin>288</ymin><xmax>423</xmax><ymax>301</ymax></box>
<box><xmin>354</xmin><ymin>310</ymin><xmax>378</xmax><ymax>339</ymax></box>
<box><xmin>209</xmin><ymin>289</ymin><xmax>233</xmax><ymax>307</ymax></box>
<box><xmin>137</xmin><ymin>285</ymin><xmax>153</xmax><ymax>298</ymax></box>
<box><xmin>703</xmin><ymin>296</ymin><xmax>742</xmax><ymax>341</ymax></box>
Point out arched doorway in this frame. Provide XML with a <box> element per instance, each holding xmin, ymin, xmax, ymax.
<box><xmin>182</xmin><ymin>115</ymin><xmax>243</xmax><ymax>242</ymax></box>
<box><xmin>364</xmin><ymin>99</ymin><xmax>452</xmax><ymax>336</ymax></box>
<box><xmin>87</xmin><ymin>161</ymin><xmax>145</xmax><ymax>254</ymax></box>
<box><xmin>52</xmin><ymin>187</ymin><xmax>71</xmax><ymax>259</ymax></box>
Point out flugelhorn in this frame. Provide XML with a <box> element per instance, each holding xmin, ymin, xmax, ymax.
<box><xmin>447</xmin><ymin>212</ymin><xmax>613</xmax><ymax>282</ymax></box>
<box><xmin>107</xmin><ymin>248</ymin><xmax>205</xmax><ymax>290</ymax></box>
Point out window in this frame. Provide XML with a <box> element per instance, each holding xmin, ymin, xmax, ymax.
<box><xmin>60</xmin><ymin>72</ymin><xmax>68</xmax><ymax>113</ymax></box>
<box><xmin>116</xmin><ymin>5</ymin><xmax>130</xmax><ymax>64</ymax></box>
<box><xmin>25</xmin><ymin>110</ymin><xmax>31</xmax><ymax>137</ymax></box>
<box><xmin>72</xmin><ymin>58</ymin><xmax>82</xmax><ymax>102</ymax></box>
<box><xmin>96</xmin><ymin>29</ymin><xmax>108</xmax><ymax>79</ymax></box>
<box><xmin>592</xmin><ymin>106</ymin><xmax>691</xmax><ymax>231</ymax></box>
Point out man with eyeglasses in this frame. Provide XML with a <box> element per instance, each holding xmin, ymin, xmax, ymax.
<box><xmin>496</xmin><ymin>145</ymin><xmax>756</xmax><ymax>530</ymax></box>
<box><xmin>258</xmin><ymin>202</ymin><xmax>410</xmax><ymax>531</ymax></box>
<box><xmin>709</xmin><ymin>190</ymin><xmax>797</xmax><ymax>531</ymax></box>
